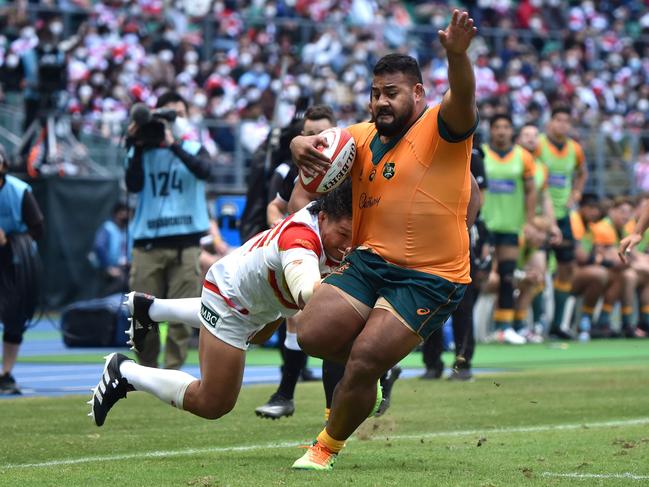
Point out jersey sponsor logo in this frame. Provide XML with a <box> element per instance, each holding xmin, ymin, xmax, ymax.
<box><xmin>382</xmin><ymin>162</ymin><xmax>395</xmax><ymax>180</ymax></box>
<box><xmin>487</xmin><ymin>179</ymin><xmax>516</xmax><ymax>194</ymax></box>
<box><xmin>295</xmin><ymin>239</ymin><xmax>315</xmax><ymax>251</ymax></box>
<box><xmin>200</xmin><ymin>302</ymin><xmax>220</xmax><ymax>327</ymax></box>
<box><xmin>359</xmin><ymin>192</ymin><xmax>381</xmax><ymax>209</ymax></box>
<box><xmin>548</xmin><ymin>173</ymin><xmax>568</xmax><ymax>188</ymax></box>
<box><xmin>416</xmin><ymin>308</ymin><xmax>431</xmax><ymax>316</ymax></box>
<box><xmin>147</xmin><ymin>215</ymin><xmax>193</xmax><ymax>230</ymax></box>
<box><xmin>330</xmin><ymin>261</ymin><xmax>351</xmax><ymax>275</ymax></box>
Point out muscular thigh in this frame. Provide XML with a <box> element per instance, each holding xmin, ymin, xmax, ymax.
<box><xmin>197</xmin><ymin>326</ymin><xmax>245</xmax><ymax>408</ymax></box>
<box><xmin>346</xmin><ymin>308</ymin><xmax>421</xmax><ymax>379</ymax></box>
<box><xmin>297</xmin><ymin>283</ymin><xmax>369</xmax><ymax>354</ymax></box>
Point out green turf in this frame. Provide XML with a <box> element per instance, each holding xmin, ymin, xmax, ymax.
<box><xmin>19</xmin><ymin>340</ymin><xmax>649</xmax><ymax>372</ymax></box>
<box><xmin>1</xmin><ymin>365</ymin><xmax>648</xmax><ymax>486</ymax></box>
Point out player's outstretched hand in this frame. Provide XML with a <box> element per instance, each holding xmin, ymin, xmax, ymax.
<box><xmin>438</xmin><ymin>9</ymin><xmax>477</xmax><ymax>55</ymax></box>
<box><xmin>618</xmin><ymin>233</ymin><xmax>642</xmax><ymax>263</ymax></box>
<box><xmin>290</xmin><ymin>135</ymin><xmax>331</xmax><ymax>178</ymax></box>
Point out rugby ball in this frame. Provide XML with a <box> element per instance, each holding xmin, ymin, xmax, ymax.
<box><xmin>299</xmin><ymin>127</ymin><xmax>356</xmax><ymax>194</ymax></box>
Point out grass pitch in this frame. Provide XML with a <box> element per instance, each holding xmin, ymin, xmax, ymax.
<box><xmin>2</xmin><ymin>343</ymin><xmax>649</xmax><ymax>486</ymax></box>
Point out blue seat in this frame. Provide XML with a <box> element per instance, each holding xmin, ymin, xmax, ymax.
<box><xmin>215</xmin><ymin>195</ymin><xmax>246</xmax><ymax>247</ymax></box>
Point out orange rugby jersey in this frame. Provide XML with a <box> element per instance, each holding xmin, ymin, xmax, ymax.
<box><xmin>346</xmin><ymin>105</ymin><xmax>473</xmax><ymax>283</ymax></box>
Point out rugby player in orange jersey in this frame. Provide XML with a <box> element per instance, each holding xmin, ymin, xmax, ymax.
<box><xmin>289</xmin><ymin>9</ymin><xmax>478</xmax><ymax>470</ymax></box>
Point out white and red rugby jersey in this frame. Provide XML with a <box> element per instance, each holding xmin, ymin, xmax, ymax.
<box><xmin>203</xmin><ymin>204</ymin><xmax>338</xmax><ymax>325</ymax></box>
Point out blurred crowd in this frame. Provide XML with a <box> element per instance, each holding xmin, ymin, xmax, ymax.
<box><xmin>1</xmin><ymin>0</ymin><xmax>649</xmax><ymax>161</ymax></box>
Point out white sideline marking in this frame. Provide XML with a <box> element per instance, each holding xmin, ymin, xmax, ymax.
<box><xmin>3</xmin><ymin>417</ymin><xmax>649</xmax><ymax>469</ymax></box>
<box><xmin>542</xmin><ymin>472</ymin><xmax>649</xmax><ymax>481</ymax></box>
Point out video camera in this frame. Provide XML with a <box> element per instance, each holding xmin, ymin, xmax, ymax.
<box><xmin>129</xmin><ymin>103</ymin><xmax>178</xmax><ymax>148</ymax></box>
<box><xmin>36</xmin><ymin>43</ymin><xmax>66</xmax><ymax>112</ymax></box>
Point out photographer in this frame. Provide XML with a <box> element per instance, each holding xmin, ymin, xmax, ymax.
<box><xmin>125</xmin><ymin>91</ymin><xmax>212</xmax><ymax>370</ymax></box>
<box><xmin>0</xmin><ymin>145</ymin><xmax>44</xmax><ymax>394</ymax></box>
<box><xmin>20</xmin><ymin>24</ymin><xmax>64</xmax><ymax>131</ymax></box>
<box><xmin>20</xmin><ymin>20</ymin><xmax>85</xmax><ymax>132</ymax></box>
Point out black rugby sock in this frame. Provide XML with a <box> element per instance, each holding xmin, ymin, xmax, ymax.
<box><xmin>276</xmin><ymin>348</ymin><xmax>307</xmax><ymax>400</ymax></box>
<box><xmin>322</xmin><ymin>360</ymin><xmax>346</xmax><ymax>409</ymax></box>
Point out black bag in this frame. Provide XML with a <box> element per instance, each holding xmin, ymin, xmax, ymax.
<box><xmin>60</xmin><ymin>294</ymin><xmax>129</xmax><ymax>347</ymax></box>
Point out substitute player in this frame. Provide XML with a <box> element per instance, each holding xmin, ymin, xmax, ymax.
<box><xmin>88</xmin><ymin>182</ymin><xmax>354</xmax><ymax>426</ymax></box>
<box><xmin>536</xmin><ymin>107</ymin><xmax>588</xmax><ymax>338</ymax></box>
<box><xmin>481</xmin><ymin>114</ymin><xmax>537</xmax><ymax>344</ymax></box>
<box><xmin>514</xmin><ymin>124</ymin><xmax>562</xmax><ymax>340</ymax></box>
<box><xmin>288</xmin><ymin>10</ymin><xmax>478</xmax><ymax>470</ymax></box>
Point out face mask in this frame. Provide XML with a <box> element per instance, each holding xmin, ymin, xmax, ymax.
<box><xmin>185</xmin><ymin>64</ymin><xmax>199</xmax><ymax>77</ymax></box>
<box><xmin>113</xmin><ymin>86</ymin><xmax>127</xmax><ymax>100</ymax></box>
<box><xmin>124</xmin><ymin>60</ymin><xmax>137</xmax><ymax>73</ymax></box>
<box><xmin>50</xmin><ymin>22</ymin><xmax>63</xmax><ymax>36</ymax></box>
<box><xmin>285</xmin><ymin>84</ymin><xmax>300</xmax><ymax>102</ymax></box>
<box><xmin>297</xmin><ymin>73</ymin><xmax>312</xmax><ymax>87</ymax></box>
<box><xmin>79</xmin><ymin>85</ymin><xmax>93</xmax><ymax>102</ymax></box>
<box><xmin>184</xmin><ymin>50</ymin><xmax>199</xmax><ymax>64</ymax></box>
<box><xmin>91</xmin><ymin>74</ymin><xmax>105</xmax><ymax>86</ymax></box>
<box><xmin>217</xmin><ymin>65</ymin><xmax>231</xmax><ymax>76</ymax></box>
<box><xmin>173</xmin><ymin>117</ymin><xmax>192</xmax><ymax>139</ymax></box>
<box><xmin>163</xmin><ymin>31</ymin><xmax>178</xmax><ymax>43</ymax></box>
<box><xmin>239</xmin><ymin>52</ymin><xmax>253</xmax><ymax>67</ymax></box>
<box><xmin>353</xmin><ymin>50</ymin><xmax>367</xmax><ymax>62</ymax></box>
<box><xmin>193</xmin><ymin>92</ymin><xmax>207</xmax><ymax>108</ymax></box>
<box><xmin>21</xmin><ymin>27</ymin><xmax>35</xmax><ymax>39</ymax></box>
<box><xmin>540</xmin><ymin>66</ymin><xmax>553</xmax><ymax>78</ymax></box>
<box><xmin>5</xmin><ymin>53</ymin><xmax>19</xmax><ymax>68</ymax></box>
<box><xmin>159</xmin><ymin>50</ymin><xmax>174</xmax><ymax>63</ymax></box>
<box><xmin>530</xmin><ymin>17</ymin><xmax>543</xmax><ymax>30</ymax></box>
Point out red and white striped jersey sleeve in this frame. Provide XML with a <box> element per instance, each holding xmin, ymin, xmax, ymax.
<box><xmin>277</xmin><ymin>223</ymin><xmax>322</xmax><ymax>269</ymax></box>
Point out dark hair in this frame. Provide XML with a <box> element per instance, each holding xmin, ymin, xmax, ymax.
<box><xmin>276</xmin><ymin>118</ymin><xmax>305</xmax><ymax>157</ymax></box>
<box><xmin>373</xmin><ymin>54</ymin><xmax>423</xmax><ymax>84</ymax></box>
<box><xmin>489</xmin><ymin>113</ymin><xmax>513</xmax><ymax>128</ymax></box>
<box><xmin>515</xmin><ymin>123</ymin><xmax>538</xmax><ymax>140</ymax></box>
<box><xmin>112</xmin><ymin>201</ymin><xmax>129</xmax><ymax>215</ymax></box>
<box><xmin>156</xmin><ymin>91</ymin><xmax>188</xmax><ymax>112</ymax></box>
<box><xmin>304</xmin><ymin>104</ymin><xmax>336</xmax><ymax>125</ymax></box>
<box><xmin>551</xmin><ymin>105</ymin><xmax>571</xmax><ymax>118</ymax></box>
<box><xmin>611</xmin><ymin>196</ymin><xmax>634</xmax><ymax>209</ymax></box>
<box><xmin>579</xmin><ymin>193</ymin><xmax>599</xmax><ymax>207</ymax></box>
<box><xmin>308</xmin><ymin>177</ymin><xmax>352</xmax><ymax>221</ymax></box>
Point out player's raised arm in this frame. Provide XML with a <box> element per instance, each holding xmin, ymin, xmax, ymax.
<box><xmin>439</xmin><ymin>9</ymin><xmax>478</xmax><ymax>137</ymax></box>
<box><xmin>290</xmin><ymin>134</ymin><xmax>331</xmax><ymax>178</ymax></box>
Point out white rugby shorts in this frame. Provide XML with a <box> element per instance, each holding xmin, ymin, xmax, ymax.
<box><xmin>199</xmin><ymin>286</ymin><xmax>264</xmax><ymax>351</ymax></box>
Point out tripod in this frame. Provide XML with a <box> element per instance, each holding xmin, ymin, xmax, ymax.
<box><xmin>15</xmin><ymin>95</ymin><xmax>108</xmax><ymax>177</ymax></box>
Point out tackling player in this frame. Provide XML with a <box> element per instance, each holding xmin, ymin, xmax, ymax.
<box><xmin>88</xmin><ymin>181</ymin><xmax>353</xmax><ymax>426</ymax></box>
